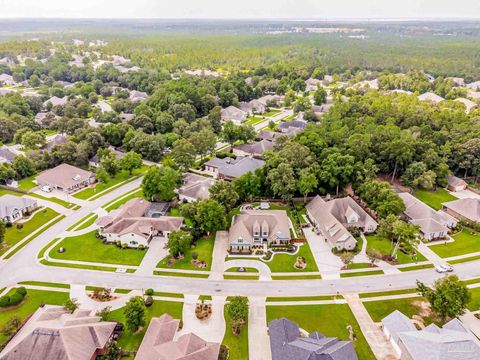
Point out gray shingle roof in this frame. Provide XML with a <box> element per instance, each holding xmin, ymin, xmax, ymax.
<box><xmin>204</xmin><ymin>156</ymin><xmax>265</xmax><ymax>179</ymax></box>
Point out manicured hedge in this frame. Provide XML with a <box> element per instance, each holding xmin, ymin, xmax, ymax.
<box><xmin>0</xmin><ymin>287</ymin><xmax>27</xmax><ymax>307</ymax></box>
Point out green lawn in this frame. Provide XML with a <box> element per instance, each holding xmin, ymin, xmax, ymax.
<box><xmin>29</xmin><ymin>193</ymin><xmax>78</xmax><ymax>209</ymax></box>
<box><xmin>0</xmin><ymin>208</ymin><xmax>59</xmax><ymax>256</ymax></box>
<box><xmin>169</xmin><ymin>207</ymin><xmax>192</xmax><ymax>227</ymax></box>
<box><xmin>223</xmin><ymin>275</ymin><xmax>259</xmax><ymax>280</ymax></box>
<box><xmin>225</xmin><ymin>267</ymin><xmax>259</xmax><ymax>273</ymax></box>
<box><xmin>153</xmin><ymin>271</ymin><xmax>209</xmax><ymax>278</ymax></box>
<box><xmin>346</xmin><ymin>263</ymin><xmax>372</xmax><ymax>270</ymax></box>
<box><xmin>363</xmin><ymin>297</ymin><xmax>434</xmax><ymax>324</ymax></box>
<box><xmin>266</xmin><ymin>295</ymin><xmax>340</xmax><ymax>302</ymax></box>
<box><xmin>223</xmin><ymin>307</ymin><xmax>249</xmax><ymax>360</ymax></box>
<box><xmin>245</xmin><ymin>116</ymin><xmax>264</xmax><ymax>125</ymax></box>
<box><xmin>467</xmin><ymin>287</ymin><xmax>480</xmax><ymax>311</ymax></box>
<box><xmin>450</xmin><ymin>254</ymin><xmax>480</xmax><ymax>264</ymax></box>
<box><xmin>37</xmin><ymin>238</ymin><xmax>60</xmax><ymax>259</ymax></box>
<box><xmin>107</xmin><ymin>300</ymin><xmax>183</xmax><ymax>352</ymax></box>
<box><xmin>366</xmin><ymin>235</ymin><xmax>426</xmax><ymax>264</ymax></box>
<box><xmin>18</xmin><ymin>281</ymin><xmax>70</xmax><ymax>289</ymax></box>
<box><xmin>264</xmin><ymin>109</ymin><xmax>281</xmax><ymax>117</ymax></box>
<box><xmin>103</xmin><ymin>189</ymin><xmax>143</xmax><ymax>211</ymax></box>
<box><xmin>398</xmin><ymin>264</ymin><xmax>434</xmax><ymax>272</ymax></box>
<box><xmin>76</xmin><ymin>214</ymin><xmax>98</xmax><ymax>231</ymax></box>
<box><xmin>67</xmin><ymin>213</ymin><xmax>97</xmax><ymax>231</ymax></box>
<box><xmin>430</xmin><ymin>228</ymin><xmax>480</xmax><ymax>258</ymax></box>
<box><xmin>340</xmin><ymin>270</ymin><xmax>384</xmax><ymax>278</ymax></box>
<box><xmin>271</xmin><ymin>275</ymin><xmax>322</xmax><ymax>280</ymax></box>
<box><xmin>0</xmin><ymin>289</ymin><xmax>69</xmax><ymax>347</ymax></box>
<box><xmin>266</xmin><ymin>304</ymin><xmax>375</xmax><ymax>360</ymax></box>
<box><xmin>359</xmin><ymin>288</ymin><xmax>418</xmax><ymax>299</ymax></box>
<box><xmin>49</xmin><ymin>230</ymin><xmax>146</xmax><ymax>266</ymax></box>
<box><xmin>40</xmin><ymin>259</ymin><xmax>119</xmax><ymax>272</ymax></box>
<box><xmin>18</xmin><ymin>175</ymin><xmax>38</xmax><ymax>191</ymax></box>
<box><xmin>73</xmin><ymin>166</ymin><xmax>148</xmax><ymax>200</ymax></box>
<box><xmin>263</xmin><ymin>243</ymin><xmax>318</xmax><ymax>272</ymax></box>
<box><xmin>157</xmin><ymin>234</ymin><xmax>214</xmax><ymax>271</ymax></box>
<box><xmin>0</xmin><ymin>189</ymin><xmax>23</xmax><ymax>197</ymax></box>
<box><xmin>413</xmin><ymin>188</ymin><xmax>456</xmax><ymax>210</ymax></box>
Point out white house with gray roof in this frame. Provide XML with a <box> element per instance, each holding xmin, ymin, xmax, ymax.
<box><xmin>268</xmin><ymin>318</ymin><xmax>357</xmax><ymax>360</ymax></box>
<box><xmin>204</xmin><ymin>156</ymin><xmax>264</xmax><ymax>180</ymax></box>
<box><xmin>382</xmin><ymin>310</ymin><xmax>480</xmax><ymax>360</ymax></box>
<box><xmin>0</xmin><ymin>195</ymin><xmax>38</xmax><ymax>223</ymax></box>
<box><xmin>220</xmin><ymin>105</ymin><xmax>248</xmax><ymax>124</ymax></box>
<box><xmin>232</xmin><ymin>139</ymin><xmax>274</xmax><ymax>158</ymax></box>
<box><xmin>177</xmin><ymin>173</ymin><xmax>215</xmax><ymax>203</ymax></box>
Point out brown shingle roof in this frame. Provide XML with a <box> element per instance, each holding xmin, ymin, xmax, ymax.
<box><xmin>36</xmin><ymin>164</ymin><xmax>94</xmax><ymax>189</ymax></box>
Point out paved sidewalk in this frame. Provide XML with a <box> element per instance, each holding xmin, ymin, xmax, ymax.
<box><xmin>209</xmin><ymin>231</ymin><xmax>229</xmax><ymax>280</ymax></box>
<box><xmin>176</xmin><ymin>294</ymin><xmax>226</xmax><ymax>343</ymax></box>
<box><xmin>248</xmin><ymin>297</ymin><xmax>272</xmax><ymax>360</ymax></box>
<box><xmin>417</xmin><ymin>242</ymin><xmax>445</xmax><ymax>266</ymax></box>
<box><xmin>136</xmin><ymin>237</ymin><xmax>168</xmax><ymax>276</ymax></box>
<box><xmin>343</xmin><ymin>294</ymin><xmax>397</xmax><ymax>360</ymax></box>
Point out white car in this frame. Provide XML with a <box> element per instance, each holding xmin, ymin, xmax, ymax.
<box><xmin>40</xmin><ymin>185</ymin><xmax>53</xmax><ymax>193</ymax></box>
<box><xmin>440</xmin><ymin>264</ymin><xmax>454</xmax><ymax>272</ymax></box>
<box><xmin>435</xmin><ymin>265</ymin><xmax>447</xmax><ymax>273</ymax></box>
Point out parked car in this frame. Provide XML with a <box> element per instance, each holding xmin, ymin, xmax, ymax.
<box><xmin>440</xmin><ymin>264</ymin><xmax>454</xmax><ymax>272</ymax></box>
<box><xmin>435</xmin><ymin>265</ymin><xmax>448</xmax><ymax>273</ymax></box>
<box><xmin>41</xmin><ymin>185</ymin><xmax>52</xmax><ymax>193</ymax></box>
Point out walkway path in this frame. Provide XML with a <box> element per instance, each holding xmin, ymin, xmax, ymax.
<box><xmin>353</xmin><ymin>233</ymin><xmax>369</xmax><ymax>263</ymax></box>
<box><xmin>248</xmin><ymin>297</ymin><xmax>272</xmax><ymax>360</ymax></box>
<box><xmin>70</xmin><ymin>284</ymin><xmax>142</xmax><ymax>311</ymax></box>
<box><xmin>417</xmin><ymin>242</ymin><xmax>446</xmax><ymax>266</ymax></box>
<box><xmin>224</xmin><ymin>259</ymin><xmax>271</xmax><ymax>280</ymax></box>
<box><xmin>343</xmin><ymin>294</ymin><xmax>397</xmax><ymax>360</ymax></box>
<box><xmin>136</xmin><ymin>237</ymin><xmax>168</xmax><ymax>276</ymax></box>
<box><xmin>176</xmin><ymin>294</ymin><xmax>226</xmax><ymax>343</ymax></box>
<box><xmin>209</xmin><ymin>231</ymin><xmax>228</xmax><ymax>280</ymax></box>
<box><xmin>303</xmin><ymin>227</ymin><xmax>343</xmax><ymax>279</ymax></box>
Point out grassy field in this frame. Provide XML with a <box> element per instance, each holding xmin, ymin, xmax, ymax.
<box><xmin>363</xmin><ymin>297</ymin><xmax>433</xmax><ymax>324</ymax></box>
<box><xmin>49</xmin><ymin>230</ymin><xmax>146</xmax><ymax>266</ymax></box>
<box><xmin>359</xmin><ymin>288</ymin><xmax>418</xmax><ymax>298</ymax></box>
<box><xmin>157</xmin><ymin>234</ymin><xmax>214</xmax><ymax>271</ymax></box>
<box><xmin>222</xmin><ymin>307</ymin><xmax>249</xmax><ymax>360</ymax></box>
<box><xmin>73</xmin><ymin>166</ymin><xmax>147</xmax><ymax>200</ymax></box>
<box><xmin>0</xmin><ymin>289</ymin><xmax>69</xmax><ymax>347</ymax></box>
<box><xmin>264</xmin><ymin>109</ymin><xmax>281</xmax><ymax>117</ymax></box>
<box><xmin>413</xmin><ymin>188</ymin><xmax>456</xmax><ymax>210</ymax></box>
<box><xmin>467</xmin><ymin>287</ymin><xmax>480</xmax><ymax>311</ymax></box>
<box><xmin>103</xmin><ymin>189</ymin><xmax>143</xmax><ymax>211</ymax></box>
<box><xmin>263</xmin><ymin>243</ymin><xmax>318</xmax><ymax>272</ymax></box>
<box><xmin>245</xmin><ymin>116</ymin><xmax>265</xmax><ymax>125</ymax></box>
<box><xmin>345</xmin><ymin>263</ymin><xmax>372</xmax><ymax>270</ymax></box>
<box><xmin>107</xmin><ymin>300</ymin><xmax>183</xmax><ymax>352</ymax></box>
<box><xmin>430</xmin><ymin>228</ymin><xmax>480</xmax><ymax>258</ymax></box>
<box><xmin>365</xmin><ymin>235</ymin><xmax>426</xmax><ymax>264</ymax></box>
<box><xmin>225</xmin><ymin>267</ymin><xmax>259</xmax><ymax>273</ymax></box>
<box><xmin>266</xmin><ymin>304</ymin><xmax>375</xmax><ymax>360</ymax></box>
<box><xmin>0</xmin><ymin>208</ymin><xmax>59</xmax><ymax>256</ymax></box>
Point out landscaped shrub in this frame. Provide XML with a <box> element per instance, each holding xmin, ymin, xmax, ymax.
<box><xmin>121</xmin><ymin>243</ymin><xmax>128</xmax><ymax>249</ymax></box>
<box><xmin>8</xmin><ymin>292</ymin><xmax>24</xmax><ymax>306</ymax></box>
<box><xmin>138</xmin><ymin>244</ymin><xmax>145</xmax><ymax>250</ymax></box>
<box><xmin>0</xmin><ymin>287</ymin><xmax>27</xmax><ymax>307</ymax></box>
<box><xmin>115</xmin><ymin>240</ymin><xmax>121</xmax><ymax>247</ymax></box>
<box><xmin>144</xmin><ymin>296</ymin><xmax>154</xmax><ymax>307</ymax></box>
<box><xmin>16</xmin><ymin>287</ymin><xmax>27</xmax><ymax>296</ymax></box>
<box><xmin>192</xmin><ymin>251</ymin><xmax>198</xmax><ymax>260</ymax></box>
<box><xmin>144</xmin><ymin>289</ymin><xmax>154</xmax><ymax>296</ymax></box>
<box><xmin>0</xmin><ymin>296</ymin><xmax>10</xmax><ymax>307</ymax></box>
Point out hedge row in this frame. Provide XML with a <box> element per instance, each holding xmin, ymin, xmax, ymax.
<box><xmin>0</xmin><ymin>287</ymin><xmax>27</xmax><ymax>307</ymax></box>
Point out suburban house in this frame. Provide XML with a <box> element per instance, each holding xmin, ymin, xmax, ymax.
<box><xmin>177</xmin><ymin>173</ymin><xmax>215</xmax><ymax>203</ymax></box>
<box><xmin>97</xmin><ymin>198</ymin><xmax>183</xmax><ymax>248</ymax></box>
<box><xmin>238</xmin><ymin>99</ymin><xmax>267</xmax><ymax>114</ymax></box>
<box><xmin>398</xmin><ymin>192</ymin><xmax>457</xmax><ymax>241</ymax></box>
<box><xmin>0</xmin><ymin>306</ymin><xmax>116</xmax><ymax>360</ymax></box>
<box><xmin>88</xmin><ymin>146</ymin><xmax>125</xmax><ymax>168</ymax></box>
<box><xmin>184</xmin><ymin>69</ymin><xmax>221</xmax><ymax>78</ymax></box>
<box><xmin>203</xmin><ymin>156</ymin><xmax>265</xmax><ymax>180</ymax></box>
<box><xmin>257</xmin><ymin>94</ymin><xmax>285</xmax><ymax>107</ymax></box>
<box><xmin>119</xmin><ymin>112</ymin><xmax>134</xmax><ymax>122</ymax></box>
<box><xmin>256</xmin><ymin>130</ymin><xmax>284</xmax><ymax>142</ymax></box>
<box><xmin>268</xmin><ymin>318</ymin><xmax>357</xmax><ymax>360</ymax></box>
<box><xmin>98</xmin><ymin>100</ymin><xmax>113</xmax><ymax>112</ymax></box>
<box><xmin>136</xmin><ymin>313</ymin><xmax>220</xmax><ymax>360</ymax></box>
<box><xmin>0</xmin><ymin>73</ymin><xmax>16</xmax><ymax>86</ymax></box>
<box><xmin>43</xmin><ymin>96</ymin><xmax>68</xmax><ymax>108</ymax></box>
<box><xmin>417</xmin><ymin>92</ymin><xmax>445</xmax><ymax>103</ymax></box>
<box><xmin>0</xmin><ymin>195</ymin><xmax>38</xmax><ymax>223</ymax></box>
<box><xmin>36</xmin><ymin>163</ymin><xmax>96</xmax><ymax>193</ymax></box>
<box><xmin>278</xmin><ymin>119</ymin><xmax>308</xmax><ymax>136</ymax></box>
<box><xmin>228</xmin><ymin>209</ymin><xmax>291</xmax><ymax>253</ymax></box>
<box><xmin>0</xmin><ymin>147</ymin><xmax>16</xmax><ymax>164</ymax></box>
<box><xmin>305</xmin><ymin>77</ymin><xmax>322</xmax><ymax>91</ymax></box>
<box><xmin>232</xmin><ymin>139</ymin><xmax>274</xmax><ymax>158</ymax></box>
<box><xmin>220</xmin><ymin>105</ymin><xmax>247</xmax><ymax>124</ymax></box>
<box><xmin>447</xmin><ymin>175</ymin><xmax>468</xmax><ymax>192</ymax></box>
<box><xmin>43</xmin><ymin>134</ymin><xmax>68</xmax><ymax>151</ymax></box>
<box><xmin>382</xmin><ymin>310</ymin><xmax>480</xmax><ymax>360</ymax></box>
<box><xmin>129</xmin><ymin>90</ymin><xmax>148</xmax><ymax>102</ymax></box>
<box><xmin>443</xmin><ymin>198</ymin><xmax>480</xmax><ymax>223</ymax></box>
<box><xmin>467</xmin><ymin>81</ymin><xmax>480</xmax><ymax>91</ymax></box>
<box><xmin>454</xmin><ymin>98</ymin><xmax>478</xmax><ymax>113</ymax></box>
<box><xmin>306</xmin><ymin>196</ymin><xmax>378</xmax><ymax>251</ymax></box>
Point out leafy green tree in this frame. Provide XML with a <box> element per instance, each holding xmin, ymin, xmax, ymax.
<box><xmin>20</xmin><ymin>131</ymin><xmax>45</xmax><ymax>149</ymax></box>
<box><xmin>141</xmin><ymin>166</ymin><xmax>180</xmax><ymax>201</ymax></box>
<box><xmin>416</xmin><ymin>275</ymin><xmax>471</xmax><ymax>321</ymax></box>
<box><xmin>64</xmin><ymin>298</ymin><xmax>80</xmax><ymax>313</ymax></box>
<box><xmin>319</xmin><ymin>153</ymin><xmax>355</xmax><ymax>195</ymax></box>
<box><xmin>313</xmin><ymin>87</ymin><xmax>327</xmax><ymax>105</ymax></box>
<box><xmin>104</xmin><ymin>341</ymin><xmax>121</xmax><ymax>360</ymax></box>
<box><xmin>95</xmin><ymin>306</ymin><xmax>112</xmax><ymax>321</ymax></box>
<box><xmin>189</xmin><ymin>128</ymin><xmax>216</xmax><ymax>161</ymax></box>
<box><xmin>267</xmin><ymin>163</ymin><xmax>296</xmax><ymax>200</ymax></box>
<box><xmin>100</xmin><ymin>151</ymin><xmax>119</xmax><ymax>177</ymax></box>
<box><xmin>233</xmin><ymin>171</ymin><xmax>262</xmax><ymax>202</ymax></box>
<box><xmin>171</xmin><ymin>138</ymin><xmax>196</xmax><ymax>171</ymax></box>
<box><xmin>166</xmin><ymin>230</ymin><xmax>193</xmax><ymax>258</ymax></box>
<box><xmin>195</xmin><ymin>199</ymin><xmax>227</xmax><ymax>234</ymax></box>
<box><xmin>0</xmin><ymin>222</ymin><xmax>5</xmax><ymax>245</ymax></box>
<box><xmin>121</xmin><ymin>151</ymin><xmax>142</xmax><ymax>175</ymax></box>
<box><xmin>209</xmin><ymin>180</ymin><xmax>239</xmax><ymax>212</ymax></box>
<box><xmin>226</xmin><ymin>296</ymin><xmax>249</xmax><ymax>335</ymax></box>
<box><xmin>96</xmin><ymin>166</ymin><xmax>110</xmax><ymax>183</ymax></box>
<box><xmin>12</xmin><ymin>156</ymin><xmax>36</xmax><ymax>179</ymax></box>
<box><xmin>0</xmin><ymin>163</ymin><xmax>15</xmax><ymax>184</ymax></box>
<box><xmin>297</xmin><ymin>167</ymin><xmax>318</xmax><ymax>202</ymax></box>
<box><xmin>124</xmin><ymin>296</ymin><xmax>146</xmax><ymax>332</ymax></box>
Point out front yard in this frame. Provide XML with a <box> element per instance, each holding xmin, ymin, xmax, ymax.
<box><xmin>413</xmin><ymin>188</ymin><xmax>456</xmax><ymax>210</ymax></box>
<box><xmin>365</xmin><ymin>235</ymin><xmax>426</xmax><ymax>264</ymax></box>
<box><xmin>222</xmin><ymin>307</ymin><xmax>249</xmax><ymax>360</ymax></box>
<box><xmin>429</xmin><ymin>228</ymin><xmax>480</xmax><ymax>258</ymax></box>
<box><xmin>266</xmin><ymin>304</ymin><xmax>375</xmax><ymax>360</ymax></box>
<box><xmin>467</xmin><ymin>287</ymin><xmax>480</xmax><ymax>311</ymax></box>
<box><xmin>0</xmin><ymin>208</ymin><xmax>60</xmax><ymax>256</ymax></box>
<box><xmin>363</xmin><ymin>297</ymin><xmax>435</xmax><ymax>325</ymax></box>
<box><xmin>107</xmin><ymin>300</ymin><xmax>183</xmax><ymax>352</ymax></box>
<box><xmin>49</xmin><ymin>230</ymin><xmax>147</xmax><ymax>266</ymax></box>
<box><xmin>262</xmin><ymin>243</ymin><xmax>318</xmax><ymax>272</ymax></box>
<box><xmin>0</xmin><ymin>288</ymin><xmax>69</xmax><ymax>347</ymax></box>
<box><xmin>156</xmin><ymin>234</ymin><xmax>214</xmax><ymax>271</ymax></box>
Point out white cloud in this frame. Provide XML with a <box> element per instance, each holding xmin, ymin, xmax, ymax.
<box><xmin>0</xmin><ymin>0</ymin><xmax>479</xmax><ymax>19</ymax></box>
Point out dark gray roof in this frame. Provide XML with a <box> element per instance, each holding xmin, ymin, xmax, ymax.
<box><xmin>204</xmin><ymin>156</ymin><xmax>264</xmax><ymax>179</ymax></box>
<box><xmin>278</xmin><ymin>120</ymin><xmax>308</xmax><ymax>131</ymax></box>
<box><xmin>268</xmin><ymin>318</ymin><xmax>358</xmax><ymax>360</ymax></box>
<box><xmin>0</xmin><ymin>148</ymin><xmax>16</xmax><ymax>162</ymax></box>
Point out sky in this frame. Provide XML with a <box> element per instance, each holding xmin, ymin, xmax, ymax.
<box><xmin>0</xmin><ymin>0</ymin><xmax>479</xmax><ymax>19</ymax></box>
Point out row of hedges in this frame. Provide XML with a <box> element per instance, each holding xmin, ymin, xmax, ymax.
<box><xmin>0</xmin><ymin>287</ymin><xmax>27</xmax><ymax>307</ymax></box>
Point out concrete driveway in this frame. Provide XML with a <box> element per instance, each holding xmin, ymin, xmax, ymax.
<box><xmin>449</xmin><ymin>189</ymin><xmax>480</xmax><ymax>200</ymax></box>
<box><xmin>248</xmin><ymin>297</ymin><xmax>272</xmax><ymax>360</ymax></box>
<box><xmin>224</xmin><ymin>259</ymin><xmax>271</xmax><ymax>280</ymax></box>
<box><xmin>303</xmin><ymin>227</ymin><xmax>343</xmax><ymax>279</ymax></box>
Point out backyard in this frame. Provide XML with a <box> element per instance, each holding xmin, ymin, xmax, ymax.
<box><xmin>156</xmin><ymin>234</ymin><xmax>214</xmax><ymax>270</ymax></box>
<box><xmin>0</xmin><ymin>208</ymin><xmax>60</xmax><ymax>256</ymax></box>
<box><xmin>413</xmin><ymin>188</ymin><xmax>456</xmax><ymax>210</ymax></box>
<box><xmin>222</xmin><ymin>307</ymin><xmax>249</xmax><ymax>360</ymax></box>
<box><xmin>266</xmin><ymin>304</ymin><xmax>375</xmax><ymax>360</ymax></box>
<box><xmin>429</xmin><ymin>228</ymin><xmax>480</xmax><ymax>258</ymax></box>
<box><xmin>49</xmin><ymin>230</ymin><xmax>147</xmax><ymax>266</ymax></box>
<box><xmin>107</xmin><ymin>300</ymin><xmax>183</xmax><ymax>352</ymax></box>
<box><xmin>0</xmin><ymin>289</ymin><xmax>69</xmax><ymax>347</ymax></box>
<box><xmin>365</xmin><ymin>235</ymin><xmax>426</xmax><ymax>264</ymax></box>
